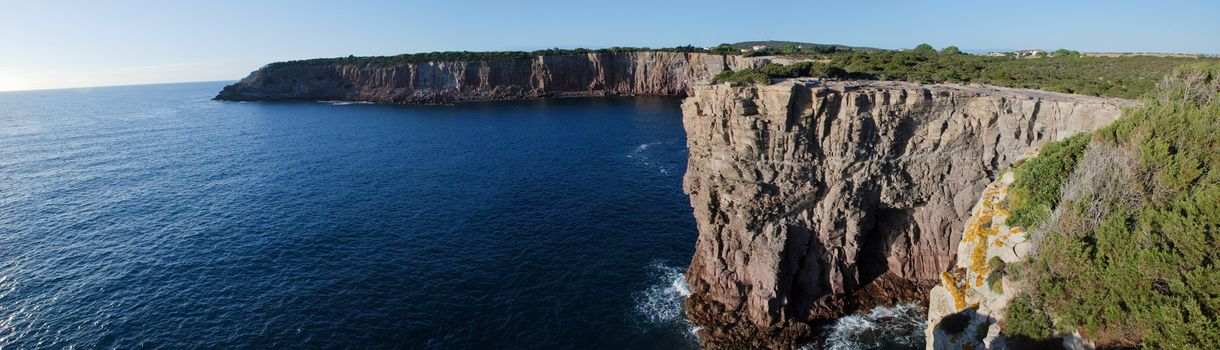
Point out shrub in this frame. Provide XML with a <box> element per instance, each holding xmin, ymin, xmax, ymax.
<box><xmin>259</xmin><ymin>46</ymin><xmax>1220</xmax><ymax>99</ymax></box>
<box><xmin>1002</xmin><ymin>293</ymin><xmax>1053</xmax><ymax>340</ymax></box>
<box><xmin>1007</xmin><ymin>133</ymin><xmax>1091</xmax><ymax>228</ymax></box>
<box><xmin>1006</xmin><ymin>64</ymin><xmax>1220</xmax><ymax>348</ymax></box>
<box><xmin>712</xmin><ymin>69</ymin><xmax>770</xmax><ymax>84</ymax></box>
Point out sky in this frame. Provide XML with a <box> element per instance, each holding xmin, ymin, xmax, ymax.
<box><xmin>1</xmin><ymin>0</ymin><xmax>1218</xmax><ymax>92</ymax></box>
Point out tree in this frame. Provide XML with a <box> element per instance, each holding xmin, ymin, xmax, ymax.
<box><xmin>941</xmin><ymin>46</ymin><xmax>963</xmax><ymax>55</ymax></box>
<box><xmin>710</xmin><ymin>43</ymin><xmax>737</xmax><ymax>55</ymax></box>
<box><xmin>913</xmin><ymin>43</ymin><xmax>937</xmax><ymax>56</ymax></box>
<box><xmin>782</xmin><ymin>44</ymin><xmax>800</xmax><ymax>55</ymax></box>
<box><xmin>1052</xmin><ymin>49</ymin><xmax>1080</xmax><ymax>57</ymax></box>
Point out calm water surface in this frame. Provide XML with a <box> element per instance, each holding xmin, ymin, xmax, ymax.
<box><xmin>0</xmin><ymin>82</ymin><xmax>699</xmax><ymax>349</ymax></box>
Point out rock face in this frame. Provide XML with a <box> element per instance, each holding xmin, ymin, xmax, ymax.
<box><xmin>680</xmin><ymin>79</ymin><xmax>1135</xmax><ymax>349</ymax></box>
<box><xmin>215</xmin><ymin>52</ymin><xmax>766</xmax><ymax>103</ymax></box>
<box><xmin>925</xmin><ymin>166</ymin><xmax>1031</xmax><ymax>350</ymax></box>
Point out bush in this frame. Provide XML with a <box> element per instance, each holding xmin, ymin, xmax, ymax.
<box><xmin>1003</xmin><ymin>293</ymin><xmax>1054</xmax><ymax>340</ymax></box>
<box><xmin>712</xmin><ymin>69</ymin><xmax>771</xmax><ymax>84</ymax></box>
<box><xmin>1007</xmin><ymin>133</ymin><xmax>1091</xmax><ymax>228</ymax></box>
<box><xmin>1006</xmin><ymin>64</ymin><xmax>1220</xmax><ymax>348</ymax></box>
<box><xmin>261</xmin><ymin>45</ymin><xmax>1220</xmax><ymax>99</ymax></box>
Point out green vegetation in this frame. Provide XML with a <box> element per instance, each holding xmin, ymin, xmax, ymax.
<box><xmin>728</xmin><ymin>40</ymin><xmax>880</xmax><ymax>56</ymax></box>
<box><xmin>1006</xmin><ymin>133</ymin><xmax>1091</xmax><ymax>228</ymax></box>
<box><xmin>263</xmin><ymin>42</ymin><xmax>1218</xmax><ymax>99</ymax></box>
<box><xmin>711</xmin><ymin>70</ymin><xmax>771</xmax><ymax>85</ymax></box>
<box><xmin>712</xmin><ymin>62</ymin><xmax>847</xmax><ymax>84</ymax></box>
<box><xmin>1003</xmin><ymin>292</ymin><xmax>1056</xmax><ymax>341</ymax></box>
<box><xmin>265</xmin><ymin>46</ymin><xmax>708</xmax><ymax>69</ymax></box>
<box><xmin>718</xmin><ymin>43</ymin><xmax>1219</xmax><ymax>98</ymax></box>
<box><xmin>1003</xmin><ymin>64</ymin><xmax>1220</xmax><ymax>348</ymax></box>
<box><xmin>987</xmin><ymin>256</ymin><xmax>1007</xmax><ymax>294</ymax></box>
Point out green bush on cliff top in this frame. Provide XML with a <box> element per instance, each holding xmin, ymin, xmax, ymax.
<box><xmin>712</xmin><ymin>62</ymin><xmax>848</xmax><ymax>84</ymax></box>
<box><xmin>718</xmin><ymin>44</ymin><xmax>1220</xmax><ymax>99</ymax></box>
<box><xmin>265</xmin><ymin>46</ymin><xmax>709</xmax><ymax>69</ymax></box>
<box><xmin>263</xmin><ymin>43</ymin><xmax>1220</xmax><ymax>99</ymax></box>
<box><xmin>1003</xmin><ymin>64</ymin><xmax>1220</xmax><ymax>349</ymax></box>
<box><xmin>1006</xmin><ymin>133</ymin><xmax>1091</xmax><ymax>229</ymax></box>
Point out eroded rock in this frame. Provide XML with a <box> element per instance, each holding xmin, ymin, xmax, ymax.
<box><xmin>680</xmin><ymin>79</ymin><xmax>1134</xmax><ymax>349</ymax></box>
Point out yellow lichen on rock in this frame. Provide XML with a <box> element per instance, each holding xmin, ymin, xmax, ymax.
<box><xmin>926</xmin><ymin>151</ymin><xmax>1043</xmax><ymax>350</ymax></box>
<box><xmin>941</xmin><ymin>271</ymin><xmax>968</xmax><ymax>309</ymax></box>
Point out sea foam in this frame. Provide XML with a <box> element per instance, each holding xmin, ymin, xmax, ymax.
<box><xmin>822</xmin><ymin>303</ymin><xmax>925</xmax><ymax>350</ymax></box>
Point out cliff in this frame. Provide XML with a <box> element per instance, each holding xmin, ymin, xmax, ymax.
<box><xmin>679</xmin><ymin>79</ymin><xmax>1136</xmax><ymax>348</ymax></box>
<box><xmin>214</xmin><ymin>52</ymin><xmax>767</xmax><ymax>103</ymax></box>
<box><xmin>922</xmin><ymin>64</ymin><xmax>1220</xmax><ymax>349</ymax></box>
<box><xmin>923</xmin><ymin>153</ymin><xmax>1096</xmax><ymax>350</ymax></box>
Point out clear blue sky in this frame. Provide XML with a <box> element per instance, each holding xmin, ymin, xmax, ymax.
<box><xmin>2</xmin><ymin>0</ymin><xmax>1217</xmax><ymax>91</ymax></box>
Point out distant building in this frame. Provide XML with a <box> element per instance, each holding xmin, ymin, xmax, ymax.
<box><xmin>751</xmin><ymin>45</ymin><xmax>767</xmax><ymax>51</ymax></box>
<box><xmin>987</xmin><ymin>52</ymin><xmax>1008</xmax><ymax>57</ymax></box>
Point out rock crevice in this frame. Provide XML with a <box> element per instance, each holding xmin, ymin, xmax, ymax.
<box><xmin>680</xmin><ymin>79</ymin><xmax>1134</xmax><ymax>349</ymax></box>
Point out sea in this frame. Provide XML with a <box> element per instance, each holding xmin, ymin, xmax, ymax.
<box><xmin>0</xmin><ymin>82</ymin><xmax>923</xmax><ymax>349</ymax></box>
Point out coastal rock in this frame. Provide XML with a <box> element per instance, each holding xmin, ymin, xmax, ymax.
<box><xmin>679</xmin><ymin>79</ymin><xmax>1134</xmax><ymax>349</ymax></box>
<box><xmin>215</xmin><ymin>52</ymin><xmax>768</xmax><ymax>103</ymax></box>
<box><xmin>925</xmin><ymin>167</ymin><xmax>1030</xmax><ymax>350</ymax></box>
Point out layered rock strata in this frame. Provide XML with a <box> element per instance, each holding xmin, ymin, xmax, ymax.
<box><xmin>215</xmin><ymin>52</ymin><xmax>766</xmax><ymax>103</ymax></box>
<box><xmin>680</xmin><ymin>79</ymin><xmax>1134</xmax><ymax>348</ymax></box>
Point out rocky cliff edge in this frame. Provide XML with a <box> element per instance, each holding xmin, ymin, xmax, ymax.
<box><xmin>680</xmin><ymin>79</ymin><xmax>1135</xmax><ymax>348</ymax></box>
<box><xmin>215</xmin><ymin>52</ymin><xmax>767</xmax><ymax>103</ymax></box>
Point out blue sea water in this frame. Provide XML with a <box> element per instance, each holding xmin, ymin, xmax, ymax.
<box><xmin>0</xmin><ymin>82</ymin><xmax>700</xmax><ymax>349</ymax></box>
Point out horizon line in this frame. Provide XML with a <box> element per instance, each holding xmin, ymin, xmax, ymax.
<box><xmin>0</xmin><ymin>80</ymin><xmax>238</xmax><ymax>94</ymax></box>
<box><xmin>4</xmin><ymin>46</ymin><xmax>1217</xmax><ymax>93</ymax></box>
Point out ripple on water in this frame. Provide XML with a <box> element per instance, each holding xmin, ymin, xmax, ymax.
<box><xmin>0</xmin><ymin>86</ymin><xmax>699</xmax><ymax>349</ymax></box>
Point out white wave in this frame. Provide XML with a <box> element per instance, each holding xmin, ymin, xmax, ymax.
<box><xmin>631</xmin><ymin>262</ymin><xmax>706</xmax><ymax>344</ymax></box>
<box><xmin>319</xmin><ymin>100</ymin><xmax>374</xmax><ymax>106</ymax></box>
<box><xmin>822</xmin><ymin>303</ymin><xmax>925</xmax><ymax>350</ymax></box>
<box><xmin>634</xmin><ymin>262</ymin><xmax>690</xmax><ymax>325</ymax></box>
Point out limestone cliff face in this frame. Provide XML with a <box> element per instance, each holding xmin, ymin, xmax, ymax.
<box><xmin>680</xmin><ymin>80</ymin><xmax>1134</xmax><ymax>349</ymax></box>
<box><xmin>924</xmin><ymin>166</ymin><xmax>1031</xmax><ymax>350</ymax></box>
<box><xmin>924</xmin><ymin>154</ymin><xmax>1097</xmax><ymax>350</ymax></box>
<box><xmin>215</xmin><ymin>52</ymin><xmax>764</xmax><ymax>103</ymax></box>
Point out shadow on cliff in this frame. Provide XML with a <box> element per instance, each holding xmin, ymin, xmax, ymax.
<box><xmin>933</xmin><ymin>308</ymin><xmax>1098</xmax><ymax>350</ymax></box>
